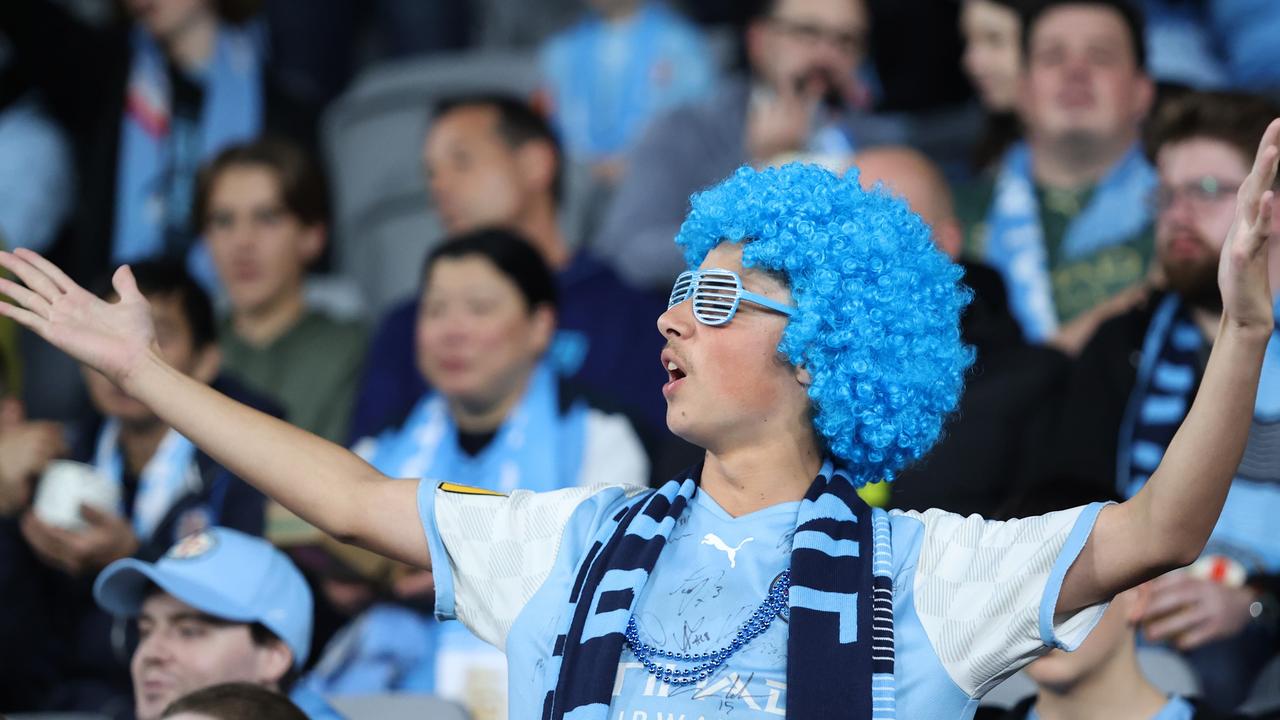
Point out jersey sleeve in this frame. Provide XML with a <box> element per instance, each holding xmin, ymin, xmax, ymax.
<box><xmin>902</xmin><ymin>502</ymin><xmax>1109</xmax><ymax>697</ymax></box>
<box><xmin>417</xmin><ymin>480</ymin><xmax>648</xmax><ymax>649</ymax></box>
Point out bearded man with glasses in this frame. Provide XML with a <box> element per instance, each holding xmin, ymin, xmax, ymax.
<box><xmin>1043</xmin><ymin>89</ymin><xmax>1280</xmax><ymax>711</ymax></box>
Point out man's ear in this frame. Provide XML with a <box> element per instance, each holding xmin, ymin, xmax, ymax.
<box><xmin>516</xmin><ymin>140</ymin><xmax>558</xmax><ymax>199</ymax></box>
<box><xmin>530</xmin><ymin>304</ymin><xmax>557</xmax><ymax>356</ymax></box>
<box><xmin>255</xmin><ymin>638</ymin><xmax>295</xmax><ymax>689</ymax></box>
<box><xmin>297</xmin><ymin>222</ymin><xmax>326</xmax><ymax>267</ymax></box>
<box><xmin>796</xmin><ymin>365</ymin><xmax>812</xmax><ymax>387</ymax></box>
<box><xmin>191</xmin><ymin>345</ymin><xmax>222</xmax><ymax>385</ymax></box>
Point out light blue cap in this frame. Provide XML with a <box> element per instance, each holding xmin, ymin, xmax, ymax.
<box><xmin>93</xmin><ymin>527</ymin><xmax>313</xmax><ymax>669</ymax></box>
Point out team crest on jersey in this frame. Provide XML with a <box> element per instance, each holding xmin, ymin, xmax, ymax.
<box><xmin>438</xmin><ymin>482</ymin><xmax>507</xmax><ymax>497</ymax></box>
<box><xmin>168</xmin><ymin>531</ymin><xmax>216</xmax><ymax>559</ymax></box>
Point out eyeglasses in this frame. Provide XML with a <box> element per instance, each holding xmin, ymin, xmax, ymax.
<box><xmin>668</xmin><ymin>268</ymin><xmax>797</xmax><ymax>326</ymax></box>
<box><xmin>1151</xmin><ymin>177</ymin><xmax>1242</xmax><ymax>214</ymax></box>
<box><xmin>769</xmin><ymin>16</ymin><xmax>866</xmax><ymax>56</ymax></box>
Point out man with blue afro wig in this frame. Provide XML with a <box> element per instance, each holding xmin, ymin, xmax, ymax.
<box><xmin>674</xmin><ymin>162</ymin><xmax>973</xmax><ymax>486</ymax></box>
<box><xmin>2</xmin><ymin>116</ymin><xmax>1277</xmax><ymax>718</ymax></box>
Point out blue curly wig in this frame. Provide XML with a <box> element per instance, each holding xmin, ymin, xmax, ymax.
<box><xmin>675</xmin><ymin>163</ymin><xmax>974</xmax><ymax>486</ymax></box>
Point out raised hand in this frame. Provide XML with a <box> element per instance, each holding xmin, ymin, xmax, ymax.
<box><xmin>1219</xmin><ymin>118</ymin><xmax>1280</xmax><ymax>338</ymax></box>
<box><xmin>0</xmin><ymin>249</ymin><xmax>157</xmax><ymax>391</ymax></box>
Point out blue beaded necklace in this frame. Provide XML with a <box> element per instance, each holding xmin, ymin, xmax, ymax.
<box><xmin>624</xmin><ymin>569</ymin><xmax>791</xmax><ymax>686</ymax></box>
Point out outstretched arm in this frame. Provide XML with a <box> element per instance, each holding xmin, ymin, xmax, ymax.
<box><xmin>1057</xmin><ymin>119</ymin><xmax>1280</xmax><ymax>614</ymax></box>
<box><xmin>0</xmin><ymin>252</ymin><xmax>428</xmax><ymax>568</ymax></box>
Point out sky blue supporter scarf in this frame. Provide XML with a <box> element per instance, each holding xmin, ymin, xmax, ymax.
<box><xmin>360</xmin><ymin>362</ymin><xmax>586</xmax><ymax>493</ymax></box>
<box><xmin>984</xmin><ymin>141</ymin><xmax>1156</xmax><ymax>342</ymax></box>
<box><xmin>543</xmin><ymin>459</ymin><xmax>895</xmax><ymax>719</ymax></box>
<box><xmin>555</xmin><ymin>3</ymin><xmax>667</xmax><ymax>158</ymax></box>
<box><xmin>113</xmin><ymin>24</ymin><xmax>263</xmax><ymax>266</ymax></box>
<box><xmin>94</xmin><ymin>420</ymin><xmax>198</xmax><ymax>542</ymax></box>
<box><xmin>1117</xmin><ymin>294</ymin><xmax>1280</xmax><ymax>572</ymax></box>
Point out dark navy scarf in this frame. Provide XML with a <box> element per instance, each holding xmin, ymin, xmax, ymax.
<box><xmin>1118</xmin><ymin>293</ymin><xmax>1280</xmax><ymax>571</ymax></box>
<box><xmin>543</xmin><ymin>460</ymin><xmax>896</xmax><ymax>719</ymax></box>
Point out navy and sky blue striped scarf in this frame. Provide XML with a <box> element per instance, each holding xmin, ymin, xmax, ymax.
<box><xmin>544</xmin><ymin>460</ymin><xmax>895</xmax><ymax>719</ymax></box>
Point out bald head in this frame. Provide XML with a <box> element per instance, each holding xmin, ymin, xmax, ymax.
<box><xmin>853</xmin><ymin>147</ymin><xmax>961</xmax><ymax>258</ymax></box>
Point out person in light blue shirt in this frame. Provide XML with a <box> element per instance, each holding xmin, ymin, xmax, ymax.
<box><xmin>539</xmin><ymin>0</ymin><xmax>714</xmax><ymax>172</ymax></box>
<box><xmin>1</xmin><ymin>113</ymin><xmax>1276</xmax><ymax>718</ymax></box>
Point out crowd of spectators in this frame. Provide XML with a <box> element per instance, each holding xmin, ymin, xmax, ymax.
<box><xmin>1</xmin><ymin>0</ymin><xmax>1279</xmax><ymax>718</ymax></box>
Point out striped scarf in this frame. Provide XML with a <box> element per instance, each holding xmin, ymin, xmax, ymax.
<box><xmin>544</xmin><ymin>460</ymin><xmax>895</xmax><ymax>719</ymax></box>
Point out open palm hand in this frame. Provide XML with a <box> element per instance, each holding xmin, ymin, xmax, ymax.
<box><xmin>0</xmin><ymin>249</ymin><xmax>157</xmax><ymax>390</ymax></box>
<box><xmin>1219</xmin><ymin>118</ymin><xmax>1280</xmax><ymax>336</ymax></box>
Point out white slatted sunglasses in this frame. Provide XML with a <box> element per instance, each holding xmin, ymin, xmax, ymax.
<box><xmin>668</xmin><ymin>269</ymin><xmax>796</xmax><ymax>326</ymax></box>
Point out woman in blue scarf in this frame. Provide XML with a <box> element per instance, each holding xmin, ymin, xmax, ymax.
<box><xmin>2</xmin><ymin>117</ymin><xmax>1276</xmax><ymax>717</ymax></box>
<box><xmin>301</xmin><ymin>228</ymin><xmax>648</xmax><ymax>718</ymax></box>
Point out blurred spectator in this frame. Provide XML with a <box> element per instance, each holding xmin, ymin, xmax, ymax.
<box><xmin>95</xmin><ymin>527</ymin><xmax>343</xmax><ymax>719</ymax></box>
<box><xmin>0</xmin><ymin>0</ymin><xmax>314</xmax><ymax>288</ymax></box>
<box><xmin>1142</xmin><ymin>0</ymin><xmax>1227</xmax><ymax>91</ymax></box>
<box><xmin>199</xmin><ymin>138</ymin><xmax>366</xmax><ymax>444</ymax></box>
<box><xmin>594</xmin><ymin>0</ymin><xmax>877</xmax><ymax>289</ymax></box>
<box><xmin>0</xmin><ymin>44</ymin><xmax>73</xmax><ymax>255</ymax></box>
<box><xmin>956</xmin><ymin>0</ymin><xmax>1157</xmax><ymax>353</ymax></box>
<box><xmin>960</xmin><ymin>0</ymin><xmax>1026</xmax><ymax>171</ymax></box>
<box><xmin>1047</xmin><ymin>90</ymin><xmax>1280</xmax><ymax>709</ymax></box>
<box><xmin>307</xmin><ymin>230</ymin><xmax>648</xmax><ymax>720</ymax></box>
<box><xmin>852</xmin><ymin>146</ymin><xmax>1068</xmax><ymax>516</ymax></box>
<box><xmin>162</xmin><ymin>682</ymin><xmax>309</xmax><ymax>720</ymax></box>
<box><xmin>348</xmin><ymin>94</ymin><xmax>668</xmax><ymax>441</ymax></box>
<box><xmin>1143</xmin><ymin>0</ymin><xmax>1280</xmax><ymax>95</ymax></box>
<box><xmin>976</xmin><ymin>582</ymin><xmax>1244</xmax><ymax>719</ymax></box>
<box><xmin>0</xmin><ymin>261</ymin><xmax>273</xmax><ymax>715</ymax></box>
<box><xmin>1207</xmin><ymin>0</ymin><xmax>1280</xmax><ymax>95</ymax></box>
<box><xmin>538</xmin><ymin>0</ymin><xmax>715</xmax><ymax>183</ymax></box>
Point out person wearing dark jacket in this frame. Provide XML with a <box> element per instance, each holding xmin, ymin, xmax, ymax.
<box><xmin>0</xmin><ymin>261</ymin><xmax>275</xmax><ymax>715</ymax></box>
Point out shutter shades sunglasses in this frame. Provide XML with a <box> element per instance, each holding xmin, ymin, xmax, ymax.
<box><xmin>668</xmin><ymin>268</ymin><xmax>796</xmax><ymax>326</ymax></box>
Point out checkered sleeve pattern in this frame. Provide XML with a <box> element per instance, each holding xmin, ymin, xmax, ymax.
<box><xmin>902</xmin><ymin>504</ymin><xmax>1108</xmax><ymax>698</ymax></box>
<box><xmin>433</xmin><ymin>483</ymin><xmax>650</xmax><ymax>649</ymax></box>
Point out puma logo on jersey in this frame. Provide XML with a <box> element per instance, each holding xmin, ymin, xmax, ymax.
<box><xmin>701</xmin><ymin>533</ymin><xmax>754</xmax><ymax>568</ymax></box>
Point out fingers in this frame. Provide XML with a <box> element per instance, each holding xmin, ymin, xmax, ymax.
<box><xmin>1251</xmin><ymin>118</ymin><xmax>1280</xmax><ymax>179</ymax></box>
<box><xmin>1144</xmin><ymin>604</ymin><xmax>1203</xmax><ymax>642</ymax></box>
<box><xmin>0</xmin><ymin>251</ymin><xmax>64</xmax><ymax>305</ymax></box>
<box><xmin>112</xmin><ymin>265</ymin><xmax>144</xmax><ymax>304</ymax></box>
<box><xmin>0</xmin><ymin>296</ymin><xmax>50</xmax><ymax>335</ymax></box>
<box><xmin>13</xmin><ymin>248</ymin><xmax>78</xmax><ymax>295</ymax></box>
<box><xmin>1142</xmin><ymin>584</ymin><xmax>1197</xmax><ymax>620</ymax></box>
<box><xmin>1176</xmin><ymin>623</ymin><xmax>1219</xmax><ymax>650</ymax></box>
<box><xmin>20</xmin><ymin>511</ymin><xmax>80</xmax><ymax>575</ymax></box>
<box><xmin>0</xmin><ymin>276</ymin><xmax>51</xmax><ymax>319</ymax></box>
<box><xmin>79</xmin><ymin>503</ymin><xmax>110</xmax><ymax>525</ymax></box>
